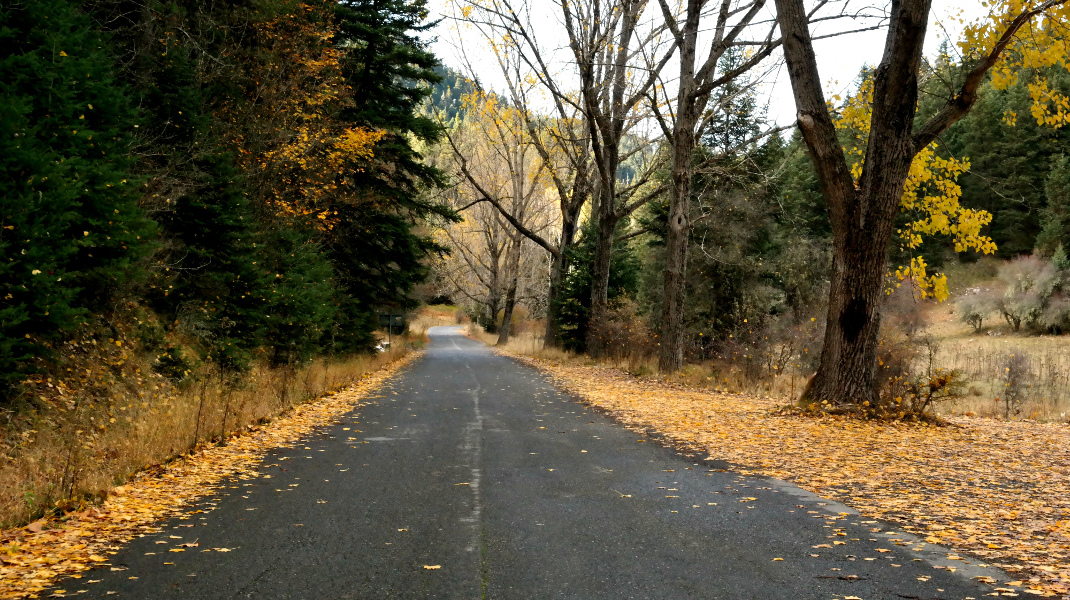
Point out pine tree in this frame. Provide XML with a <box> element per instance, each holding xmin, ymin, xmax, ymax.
<box><xmin>0</xmin><ymin>0</ymin><xmax>153</xmax><ymax>397</ymax></box>
<box><xmin>1037</xmin><ymin>154</ymin><xmax>1070</xmax><ymax>256</ymax></box>
<box><xmin>326</xmin><ymin>0</ymin><xmax>456</xmax><ymax>345</ymax></box>
<box><xmin>261</xmin><ymin>223</ymin><xmax>338</xmax><ymax>366</ymax></box>
<box><xmin>151</xmin><ymin>151</ymin><xmax>268</xmax><ymax>373</ymax></box>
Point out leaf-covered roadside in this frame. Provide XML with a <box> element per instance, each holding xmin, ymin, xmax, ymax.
<box><xmin>0</xmin><ymin>352</ymin><xmax>421</xmax><ymax>599</ymax></box>
<box><xmin>503</xmin><ymin>352</ymin><xmax>1070</xmax><ymax>598</ymax></box>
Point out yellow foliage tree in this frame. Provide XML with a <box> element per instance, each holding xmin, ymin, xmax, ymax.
<box><xmin>218</xmin><ymin>1</ymin><xmax>383</xmax><ymax>228</ymax></box>
<box><xmin>836</xmin><ymin>77</ymin><xmax>997</xmax><ymax>302</ymax></box>
<box><xmin>967</xmin><ymin>0</ymin><xmax>1070</xmax><ymax>129</ymax></box>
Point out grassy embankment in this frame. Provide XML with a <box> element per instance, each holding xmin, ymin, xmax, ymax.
<box><xmin>0</xmin><ymin>314</ymin><xmax>451</xmax><ymax>528</ymax></box>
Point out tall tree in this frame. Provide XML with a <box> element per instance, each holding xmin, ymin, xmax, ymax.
<box><xmin>774</xmin><ymin>0</ymin><xmax>1070</xmax><ymax>406</ymax></box>
<box><xmin>451</xmin><ymin>1</ymin><xmax>596</xmax><ymax>347</ymax></box>
<box><xmin>331</xmin><ymin>0</ymin><xmax>456</xmax><ymax>326</ymax></box>
<box><xmin>652</xmin><ymin>0</ymin><xmax>783</xmax><ymax>371</ymax></box>
<box><xmin>445</xmin><ymin>91</ymin><xmax>553</xmax><ymax>345</ymax></box>
<box><xmin>0</xmin><ymin>0</ymin><xmax>153</xmax><ymax>397</ymax></box>
<box><xmin>1038</xmin><ymin>154</ymin><xmax>1070</xmax><ymax>254</ymax></box>
<box><xmin>559</xmin><ymin>0</ymin><xmax>675</xmax><ymax>356</ymax></box>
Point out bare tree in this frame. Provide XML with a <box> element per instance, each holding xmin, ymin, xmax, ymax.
<box><xmin>449</xmin><ymin>1</ymin><xmax>596</xmax><ymax>347</ymax></box>
<box><xmin>444</xmin><ymin>91</ymin><xmax>554</xmax><ymax>342</ymax></box>
<box><xmin>456</xmin><ymin>0</ymin><xmax>674</xmax><ymax>356</ymax></box>
<box><xmin>652</xmin><ymin>0</ymin><xmax>784</xmax><ymax>372</ymax></box>
<box><xmin>559</xmin><ymin>0</ymin><xmax>681</xmax><ymax>356</ymax></box>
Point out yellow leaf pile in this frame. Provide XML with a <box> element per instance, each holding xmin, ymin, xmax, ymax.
<box><xmin>506</xmin><ymin>352</ymin><xmax>1070</xmax><ymax>598</ymax></box>
<box><xmin>0</xmin><ymin>352</ymin><xmax>420</xmax><ymax>599</ymax></box>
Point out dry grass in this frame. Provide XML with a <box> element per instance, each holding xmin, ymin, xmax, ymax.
<box><xmin>0</xmin><ymin>342</ymin><xmax>412</xmax><ymax>528</ymax></box>
<box><xmin>407</xmin><ymin>304</ymin><xmax>465</xmax><ymax>340</ymax></box>
<box><xmin>920</xmin><ymin>303</ymin><xmax>1070</xmax><ymax>421</ymax></box>
<box><xmin>472</xmin><ymin>321</ymin><xmax>799</xmax><ymax>402</ymax></box>
<box><xmin>0</xmin><ymin>352</ymin><xmax>420</xmax><ymax>599</ymax></box>
<box><xmin>468</xmin><ymin>301</ymin><xmax>1070</xmax><ymax>424</ymax></box>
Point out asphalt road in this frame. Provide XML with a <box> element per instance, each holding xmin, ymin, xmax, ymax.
<box><xmin>64</xmin><ymin>326</ymin><xmax>1006</xmax><ymax>599</ymax></box>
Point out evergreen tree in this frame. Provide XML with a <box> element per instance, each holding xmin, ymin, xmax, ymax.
<box><xmin>940</xmin><ymin>69</ymin><xmax>1070</xmax><ymax>257</ymax></box>
<box><xmin>151</xmin><ymin>151</ymin><xmax>268</xmax><ymax>372</ymax></box>
<box><xmin>0</xmin><ymin>0</ymin><xmax>153</xmax><ymax>397</ymax></box>
<box><xmin>328</xmin><ymin>0</ymin><xmax>456</xmax><ymax>343</ymax></box>
<box><xmin>1037</xmin><ymin>154</ymin><xmax>1070</xmax><ymax>255</ymax></box>
<box><xmin>556</xmin><ymin>221</ymin><xmax>640</xmax><ymax>352</ymax></box>
<box><xmin>261</xmin><ymin>223</ymin><xmax>338</xmax><ymax>365</ymax></box>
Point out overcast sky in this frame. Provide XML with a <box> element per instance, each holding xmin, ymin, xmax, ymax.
<box><xmin>422</xmin><ymin>0</ymin><xmax>989</xmax><ymax>126</ymax></box>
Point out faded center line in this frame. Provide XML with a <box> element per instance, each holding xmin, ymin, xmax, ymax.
<box><xmin>461</xmin><ymin>360</ymin><xmax>484</xmax><ymax>556</ymax></box>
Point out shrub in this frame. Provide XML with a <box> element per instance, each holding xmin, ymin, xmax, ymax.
<box><xmin>884</xmin><ymin>284</ymin><xmax>928</xmax><ymax>337</ymax></box>
<box><xmin>876</xmin><ymin>333</ymin><xmax>965</xmax><ymax>419</ymax></box>
<box><xmin>1041</xmin><ymin>294</ymin><xmax>1070</xmax><ymax>332</ymax></box>
<box><xmin>955</xmin><ymin>289</ymin><xmax>998</xmax><ymax>332</ymax></box>
<box><xmin>995</xmin><ymin>256</ymin><xmax>1062</xmax><ymax>331</ymax></box>
<box><xmin>998</xmin><ymin>350</ymin><xmax>1031</xmax><ymax>418</ymax></box>
<box><xmin>153</xmin><ymin>344</ymin><xmax>197</xmax><ymax>382</ymax></box>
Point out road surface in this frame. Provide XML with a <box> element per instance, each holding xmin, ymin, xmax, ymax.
<box><xmin>63</xmin><ymin>326</ymin><xmax>1004</xmax><ymax>599</ymax></box>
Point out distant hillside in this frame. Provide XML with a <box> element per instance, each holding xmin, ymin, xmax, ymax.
<box><xmin>425</xmin><ymin>65</ymin><xmax>480</xmax><ymax>123</ymax></box>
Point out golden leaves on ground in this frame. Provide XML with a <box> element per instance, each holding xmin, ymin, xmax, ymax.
<box><xmin>0</xmin><ymin>352</ymin><xmax>420</xmax><ymax>599</ymax></box>
<box><xmin>508</xmin><ymin>353</ymin><xmax>1070</xmax><ymax>597</ymax></box>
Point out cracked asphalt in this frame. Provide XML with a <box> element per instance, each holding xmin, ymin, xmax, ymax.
<box><xmin>62</xmin><ymin>326</ymin><xmax>1006</xmax><ymax>599</ymax></box>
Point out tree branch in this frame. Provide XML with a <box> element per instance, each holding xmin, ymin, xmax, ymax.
<box><xmin>913</xmin><ymin>0</ymin><xmax>1067</xmax><ymax>149</ymax></box>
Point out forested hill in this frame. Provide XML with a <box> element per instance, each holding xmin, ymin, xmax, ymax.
<box><xmin>0</xmin><ymin>0</ymin><xmax>452</xmax><ymax>401</ymax></box>
<box><xmin>425</xmin><ymin>66</ymin><xmax>480</xmax><ymax>124</ymax></box>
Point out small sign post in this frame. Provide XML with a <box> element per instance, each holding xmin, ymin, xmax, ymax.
<box><xmin>378</xmin><ymin>314</ymin><xmax>404</xmax><ymax>347</ymax></box>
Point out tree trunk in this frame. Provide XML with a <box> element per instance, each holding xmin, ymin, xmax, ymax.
<box><xmin>659</xmin><ymin>2</ymin><xmax>699</xmax><ymax>373</ymax></box>
<box><xmin>776</xmin><ymin>0</ymin><xmax>932</xmax><ymax>406</ymax></box>
<box><xmin>485</xmin><ymin>290</ymin><xmax>500</xmax><ymax>334</ymax></box>
<box><xmin>658</xmin><ymin>146</ymin><xmax>693</xmax><ymax>372</ymax></box>
<box><xmin>586</xmin><ymin>207</ymin><xmax>617</xmax><ymax>357</ymax></box>
<box><xmin>496</xmin><ymin>278</ymin><xmax>519</xmax><ymax>346</ymax></box>
<box><xmin>497</xmin><ymin>237</ymin><xmax>523</xmax><ymax>345</ymax></box>
<box><xmin>805</xmin><ymin>189</ymin><xmax>901</xmax><ymax>405</ymax></box>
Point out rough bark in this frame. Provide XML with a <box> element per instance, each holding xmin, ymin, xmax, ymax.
<box><xmin>654</xmin><ymin>0</ymin><xmax>777</xmax><ymax>372</ymax></box>
<box><xmin>587</xmin><ymin>210</ymin><xmax>617</xmax><ymax>357</ymax></box>
<box><xmin>658</xmin><ymin>0</ymin><xmax>700</xmax><ymax>373</ymax></box>
<box><xmin>497</xmin><ymin>236</ymin><xmax>523</xmax><ymax>345</ymax></box>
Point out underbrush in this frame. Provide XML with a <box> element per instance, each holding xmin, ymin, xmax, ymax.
<box><xmin>0</xmin><ymin>326</ymin><xmax>414</xmax><ymax>528</ymax></box>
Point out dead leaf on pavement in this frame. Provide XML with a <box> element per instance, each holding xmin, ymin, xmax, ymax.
<box><xmin>501</xmin><ymin>350</ymin><xmax>1070</xmax><ymax>598</ymax></box>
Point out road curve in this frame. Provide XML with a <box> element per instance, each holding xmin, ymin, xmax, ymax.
<box><xmin>64</xmin><ymin>326</ymin><xmax>1002</xmax><ymax>599</ymax></box>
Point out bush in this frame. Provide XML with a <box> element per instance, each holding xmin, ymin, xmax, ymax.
<box><xmin>153</xmin><ymin>344</ymin><xmax>197</xmax><ymax>382</ymax></box>
<box><xmin>995</xmin><ymin>255</ymin><xmax>1063</xmax><ymax>331</ymax></box>
<box><xmin>955</xmin><ymin>289</ymin><xmax>998</xmax><ymax>332</ymax></box>
<box><xmin>1041</xmin><ymin>294</ymin><xmax>1070</xmax><ymax>332</ymax></box>
<box><xmin>878</xmin><ymin>334</ymin><xmax>965</xmax><ymax>418</ymax></box>
<box><xmin>998</xmin><ymin>350</ymin><xmax>1031</xmax><ymax>418</ymax></box>
<box><xmin>884</xmin><ymin>284</ymin><xmax>928</xmax><ymax>337</ymax></box>
<box><xmin>587</xmin><ymin>300</ymin><xmax>656</xmax><ymax>363</ymax></box>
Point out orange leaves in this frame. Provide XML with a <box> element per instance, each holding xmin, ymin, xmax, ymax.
<box><xmin>214</xmin><ymin>1</ymin><xmax>380</xmax><ymax>228</ymax></box>
<box><xmin>0</xmin><ymin>352</ymin><xmax>419</xmax><ymax>599</ymax></box>
<box><xmin>506</xmin><ymin>351</ymin><xmax>1070</xmax><ymax>598</ymax></box>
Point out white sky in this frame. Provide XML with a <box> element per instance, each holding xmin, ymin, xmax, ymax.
<box><xmin>422</xmin><ymin>0</ymin><xmax>989</xmax><ymax>126</ymax></box>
